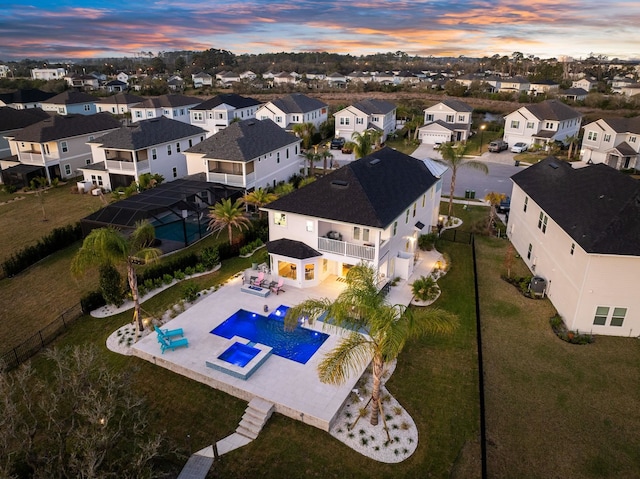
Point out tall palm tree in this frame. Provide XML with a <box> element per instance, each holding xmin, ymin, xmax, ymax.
<box><xmin>292</xmin><ymin>122</ymin><xmax>315</xmax><ymax>150</ymax></box>
<box><xmin>350</xmin><ymin>131</ymin><xmax>374</xmax><ymax>159</ymax></box>
<box><xmin>319</xmin><ymin>149</ymin><xmax>334</xmax><ymax>175</ymax></box>
<box><xmin>208</xmin><ymin>197</ymin><xmax>251</xmax><ymax>244</ymax></box>
<box><xmin>303</xmin><ymin>150</ymin><xmax>320</xmax><ymax>176</ymax></box>
<box><xmin>244</xmin><ymin>187</ymin><xmax>278</xmax><ymax>219</ymax></box>
<box><xmin>564</xmin><ymin>134</ymin><xmax>579</xmax><ymax>160</ymax></box>
<box><xmin>285</xmin><ymin>264</ymin><xmax>458</xmax><ymax>427</ymax></box>
<box><xmin>438</xmin><ymin>141</ymin><xmax>489</xmax><ymax>219</ymax></box>
<box><xmin>71</xmin><ymin>221</ymin><xmax>160</xmax><ymax>336</ymax></box>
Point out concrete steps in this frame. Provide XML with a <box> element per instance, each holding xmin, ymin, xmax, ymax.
<box><xmin>235</xmin><ymin>397</ymin><xmax>274</xmax><ymax>440</ymax></box>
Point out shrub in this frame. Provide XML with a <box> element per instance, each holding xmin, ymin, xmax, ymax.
<box><xmin>173</xmin><ymin>270</ymin><xmax>185</xmax><ymax>281</ymax></box>
<box><xmin>199</xmin><ymin>246</ymin><xmax>220</xmax><ymax>270</ymax></box>
<box><xmin>162</xmin><ymin>273</ymin><xmax>174</xmax><ymax>285</ymax></box>
<box><xmin>184</xmin><ymin>266</ymin><xmax>195</xmax><ymax>276</ymax></box>
<box><xmin>417</xmin><ymin>233</ymin><xmax>438</xmax><ymax>251</ymax></box>
<box><xmin>411</xmin><ymin>275</ymin><xmax>439</xmax><ymax>302</ymax></box>
<box><xmin>99</xmin><ymin>263</ymin><xmax>124</xmax><ymax>307</ymax></box>
<box><xmin>80</xmin><ymin>290</ymin><xmax>106</xmax><ymax>314</ymax></box>
<box><xmin>182</xmin><ymin>281</ymin><xmax>199</xmax><ymax>303</ymax></box>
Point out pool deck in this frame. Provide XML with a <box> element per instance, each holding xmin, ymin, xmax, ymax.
<box><xmin>132</xmin><ymin>250</ymin><xmax>442</xmax><ymax>432</ymax></box>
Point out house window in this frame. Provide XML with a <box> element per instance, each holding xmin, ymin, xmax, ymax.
<box><xmin>305</xmin><ymin>264</ymin><xmax>315</xmax><ymax>281</ymax></box>
<box><xmin>405</xmin><ymin>209</ymin><xmax>410</xmax><ymax>223</ymax></box>
<box><xmin>176</xmin><ymin>142</ymin><xmax>181</xmax><ymax>153</ymax></box>
<box><xmin>135</xmin><ymin>111</ymin><xmax>142</xmax><ymax>118</ymax></box>
<box><xmin>85</xmin><ymin>158</ymin><xmax>91</xmax><ymax>165</ymax></box>
<box><xmin>60</xmin><ymin>141</ymin><xmax>68</xmax><ymax>153</ymax></box>
<box><xmin>593</xmin><ymin>306</ymin><xmax>609</xmax><ymax>326</ymax></box>
<box><xmin>286</xmin><ymin>149</ymin><xmax>289</xmax><ymax>158</ymax></box>
<box><xmin>631</xmin><ymin>136</ymin><xmax>637</xmax><ymax>143</ymax></box>
<box><xmin>172</xmin><ymin>167</ymin><xmax>177</xmax><ymax>178</ymax></box>
<box><xmin>274</xmin><ymin>213</ymin><xmax>287</xmax><ymax>226</ymax></box>
<box><xmin>527</xmin><ymin>243</ymin><xmax>532</xmax><ymax>260</ymax></box>
<box><xmin>193</xmin><ymin>112</ymin><xmax>203</xmax><ymax>121</ymax></box>
<box><xmin>526</xmin><ymin>122</ymin><xmax>534</xmax><ymax>129</ymax></box>
<box><xmin>570</xmin><ymin>243</ymin><xmax>575</xmax><ymax>255</ymax></box>
<box><xmin>88</xmin><ymin>135</ymin><xmax>95</xmax><ymax>141</ymax></box>
<box><xmin>147</xmin><ymin>111</ymin><xmax>153</xmax><ymax>118</ymax></box>
<box><xmin>425</xmin><ymin>114</ymin><xmax>434</xmax><ymax>122</ymax></box>
<box><xmin>276</xmin><ymin>116</ymin><xmax>282</xmax><ymax>123</ymax></box>
<box><xmin>354</xmin><ymin>227</ymin><xmax>360</xmax><ymax>240</ymax></box>
<box><xmin>422</xmin><ymin>194</ymin><xmax>426</xmax><ymax>208</ymax></box>
<box><xmin>84</xmin><ymin>104</ymin><xmax>91</xmax><ymax>111</ymax></box>
<box><xmin>524</xmin><ymin>197</ymin><xmax>528</xmax><ymax>212</ymax></box>
<box><xmin>446</xmin><ymin>115</ymin><xmax>454</xmax><ymax>122</ymax></box>
<box><xmin>356</xmin><ymin>118</ymin><xmax>364</xmax><ymax>125</ymax></box>
<box><xmin>163</xmin><ymin>109</ymin><xmax>170</xmax><ymax>115</ymax></box>
<box><xmin>58</xmin><ymin>107</ymin><xmax>65</xmax><ymax>114</ymax></box>
<box><xmin>611</xmin><ymin>308</ymin><xmax>627</xmax><ymax>327</ymax></box>
<box><xmin>587</xmin><ymin>131</ymin><xmax>598</xmax><ymax>141</ymax></box>
<box><xmin>545</xmin><ymin>122</ymin><xmax>554</xmax><ymax>129</ymax></box>
<box><xmin>393</xmin><ymin>221</ymin><xmax>397</xmax><ymax>236</ymax></box>
<box><xmin>362</xmin><ymin>228</ymin><xmax>370</xmax><ymax>242</ymax></box>
<box><xmin>277</xmin><ymin>152</ymin><xmax>280</xmax><ymax>163</ymax></box>
<box><xmin>458</xmin><ymin>115</ymin><xmax>465</xmax><ymax>122</ymax></box>
<box><xmin>412</xmin><ymin>203</ymin><xmax>416</xmax><ymax>217</ymax></box>
<box><xmin>510</xmin><ymin>120</ymin><xmax>520</xmax><ymax>129</ymax></box>
<box><xmin>64</xmin><ymin>164</ymin><xmax>71</xmax><ymax>175</ymax></box>
<box><xmin>167</xmin><ymin>144</ymin><xmax>172</xmax><ymax>155</ymax></box>
<box><xmin>604</xmin><ymin>134</ymin><xmax>611</xmax><ymax>142</ymax></box>
<box><xmin>538</xmin><ymin>212</ymin><xmax>548</xmax><ymax>233</ymax></box>
<box><xmin>188</xmin><ymin>139</ymin><xmax>193</xmax><ymax>147</ymax></box>
<box><xmin>306</xmin><ymin>220</ymin><xmax>313</xmax><ymax>232</ymax></box>
<box><xmin>151</xmin><ymin>148</ymin><xmax>157</xmax><ymax>160</ymax></box>
<box><xmin>292</xmin><ymin>115</ymin><xmax>300</xmax><ymax>122</ymax></box>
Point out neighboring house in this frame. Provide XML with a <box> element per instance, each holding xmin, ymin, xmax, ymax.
<box><xmin>0</xmin><ymin>107</ymin><xmax>50</xmax><ymax>160</ymax></box>
<box><xmin>0</xmin><ymin>89</ymin><xmax>55</xmax><ymax>109</ymax></box>
<box><xmin>620</xmin><ymin>84</ymin><xmax>640</xmax><ymax>97</ymax></box>
<box><xmin>333</xmin><ymin>99</ymin><xmax>397</xmax><ymax>142</ymax></box>
<box><xmin>497</xmin><ymin>76</ymin><xmax>530</xmax><ymax>94</ymax></box>
<box><xmin>97</xmin><ymin>92</ymin><xmax>145</xmax><ymax>115</ymax></box>
<box><xmin>261</xmin><ymin>147</ymin><xmax>443</xmax><ymax>289</ymax></box>
<box><xmin>272</xmin><ymin>72</ymin><xmax>297</xmax><ymax>86</ymax></box>
<box><xmin>4</xmin><ymin>113</ymin><xmax>121</xmax><ymax>181</ymax></box>
<box><xmin>580</xmin><ymin>116</ymin><xmax>640</xmax><ymax>170</ymax></box>
<box><xmin>65</xmin><ymin>74</ymin><xmax>100</xmax><ymax>90</ymax></box>
<box><xmin>559</xmin><ymin>88</ymin><xmax>589</xmax><ymax>102</ymax></box>
<box><xmin>31</xmin><ymin>68</ymin><xmax>67</xmax><ymax>81</ymax></box>
<box><xmin>184</xmin><ymin>118</ymin><xmax>301</xmax><ymax>191</ymax></box>
<box><xmin>116</xmin><ymin>72</ymin><xmax>130</xmax><ymax>84</ymax></box>
<box><xmin>192</xmin><ymin>72</ymin><xmax>213</xmax><ymax>88</ymax></box>
<box><xmin>167</xmin><ymin>76</ymin><xmax>184</xmax><ymax>92</ymax></box>
<box><xmin>610</xmin><ymin>77</ymin><xmax>633</xmax><ymax>94</ymax></box>
<box><xmin>130</xmin><ymin>94</ymin><xmax>201</xmax><ymax>123</ymax></box>
<box><xmin>325</xmin><ymin>72</ymin><xmax>347</xmax><ymax>87</ymax></box>
<box><xmin>41</xmin><ymin>91</ymin><xmax>98</xmax><ymax>115</ymax></box>
<box><xmin>529</xmin><ymin>80</ymin><xmax>560</xmax><ymax>96</ymax></box>
<box><xmin>503</xmin><ymin>100</ymin><xmax>582</xmax><ymax>148</ymax></box>
<box><xmin>572</xmin><ymin>78</ymin><xmax>596</xmax><ymax>91</ymax></box>
<box><xmin>0</xmin><ymin>65</ymin><xmax>9</xmax><ymax>78</ymax></box>
<box><xmin>256</xmin><ymin>93</ymin><xmax>328</xmax><ymax>132</ymax></box>
<box><xmin>78</xmin><ymin>116</ymin><xmax>206</xmax><ymax>191</ymax></box>
<box><xmin>346</xmin><ymin>71</ymin><xmax>373</xmax><ymax>83</ymax></box>
<box><xmin>418</xmin><ymin>98</ymin><xmax>473</xmax><ymax>144</ymax></box>
<box><xmin>240</xmin><ymin>71</ymin><xmax>257</xmax><ymax>81</ymax></box>
<box><xmin>189</xmin><ymin>93</ymin><xmax>262</xmax><ymax>137</ymax></box>
<box><xmin>507</xmin><ymin>157</ymin><xmax>640</xmax><ymax>337</ymax></box>
<box><xmin>104</xmin><ymin>80</ymin><xmax>127</xmax><ymax>93</ymax></box>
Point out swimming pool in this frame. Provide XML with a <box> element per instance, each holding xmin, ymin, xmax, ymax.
<box><xmin>218</xmin><ymin>342</ymin><xmax>261</xmax><ymax>367</ymax></box>
<box><xmin>210</xmin><ymin>305</ymin><xmax>329</xmax><ymax>364</ymax></box>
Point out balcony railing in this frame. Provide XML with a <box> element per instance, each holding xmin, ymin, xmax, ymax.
<box><xmin>206</xmin><ymin>171</ymin><xmax>254</xmax><ymax>187</ymax></box>
<box><xmin>106</xmin><ymin>160</ymin><xmax>135</xmax><ymax>172</ymax></box>
<box><xmin>317</xmin><ymin>237</ymin><xmax>375</xmax><ymax>261</ymax></box>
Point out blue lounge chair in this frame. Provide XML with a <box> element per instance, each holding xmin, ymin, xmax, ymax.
<box><xmin>154</xmin><ymin>325</ymin><xmax>184</xmax><ymax>342</ymax></box>
<box><xmin>159</xmin><ymin>335</ymin><xmax>189</xmax><ymax>354</ymax></box>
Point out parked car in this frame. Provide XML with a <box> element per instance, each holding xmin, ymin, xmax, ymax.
<box><xmin>488</xmin><ymin>140</ymin><xmax>508</xmax><ymax>152</ymax></box>
<box><xmin>497</xmin><ymin>196</ymin><xmax>511</xmax><ymax>213</ymax></box>
<box><xmin>511</xmin><ymin>142</ymin><xmax>528</xmax><ymax>153</ymax></box>
<box><xmin>330</xmin><ymin>137</ymin><xmax>345</xmax><ymax>150</ymax></box>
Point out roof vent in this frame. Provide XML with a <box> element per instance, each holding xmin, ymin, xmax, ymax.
<box><xmin>549</xmin><ymin>162</ymin><xmax>558</xmax><ymax>169</ymax></box>
<box><xmin>331</xmin><ymin>180</ymin><xmax>349</xmax><ymax>189</ymax></box>
<box><xmin>368</xmin><ymin>158</ymin><xmax>381</xmax><ymax>166</ymax></box>
<box><xmin>247</xmin><ymin>121</ymin><xmax>255</xmax><ymax>126</ymax></box>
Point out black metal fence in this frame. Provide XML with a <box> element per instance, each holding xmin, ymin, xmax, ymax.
<box><xmin>439</xmin><ymin>228</ymin><xmax>474</xmax><ymax>244</ymax></box>
<box><xmin>1</xmin><ymin>303</ymin><xmax>83</xmax><ymax>371</ymax></box>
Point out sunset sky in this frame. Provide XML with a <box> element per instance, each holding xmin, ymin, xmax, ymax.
<box><xmin>1</xmin><ymin>1</ymin><xmax>639</xmax><ymax>62</ymax></box>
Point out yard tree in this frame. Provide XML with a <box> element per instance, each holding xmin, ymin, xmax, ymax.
<box><xmin>292</xmin><ymin>122</ymin><xmax>315</xmax><ymax>150</ymax></box>
<box><xmin>438</xmin><ymin>141</ymin><xmax>489</xmax><ymax>219</ymax></box>
<box><xmin>244</xmin><ymin>187</ymin><xmax>278</xmax><ymax>219</ymax></box>
<box><xmin>71</xmin><ymin>220</ymin><xmax>160</xmax><ymax>335</ymax></box>
<box><xmin>485</xmin><ymin>191</ymin><xmax>506</xmax><ymax>233</ymax></box>
<box><xmin>303</xmin><ymin>150</ymin><xmax>321</xmax><ymax>176</ymax></box>
<box><xmin>285</xmin><ymin>263</ymin><xmax>458</xmax><ymax>427</ymax></box>
<box><xmin>208</xmin><ymin>197</ymin><xmax>251</xmax><ymax>245</ymax></box>
<box><xmin>320</xmin><ymin>149</ymin><xmax>334</xmax><ymax>175</ymax></box>
<box><xmin>350</xmin><ymin>130</ymin><xmax>379</xmax><ymax>159</ymax></box>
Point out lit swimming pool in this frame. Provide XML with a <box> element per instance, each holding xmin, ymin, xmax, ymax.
<box><xmin>218</xmin><ymin>342</ymin><xmax>261</xmax><ymax>367</ymax></box>
<box><xmin>210</xmin><ymin>305</ymin><xmax>329</xmax><ymax>364</ymax></box>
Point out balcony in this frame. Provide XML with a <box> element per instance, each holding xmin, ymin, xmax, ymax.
<box><xmin>206</xmin><ymin>171</ymin><xmax>254</xmax><ymax>187</ymax></box>
<box><xmin>105</xmin><ymin>159</ymin><xmax>149</xmax><ymax>173</ymax></box>
<box><xmin>317</xmin><ymin>236</ymin><xmax>375</xmax><ymax>261</ymax></box>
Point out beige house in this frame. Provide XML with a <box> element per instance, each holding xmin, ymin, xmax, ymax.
<box><xmin>580</xmin><ymin>116</ymin><xmax>640</xmax><ymax>170</ymax></box>
<box><xmin>418</xmin><ymin>99</ymin><xmax>473</xmax><ymax>144</ymax></box>
<box><xmin>508</xmin><ymin>157</ymin><xmax>640</xmax><ymax>337</ymax></box>
<box><xmin>333</xmin><ymin>99</ymin><xmax>396</xmax><ymax>142</ymax></box>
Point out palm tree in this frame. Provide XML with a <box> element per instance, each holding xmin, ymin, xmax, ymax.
<box><xmin>485</xmin><ymin>191</ymin><xmax>506</xmax><ymax>232</ymax></box>
<box><xmin>438</xmin><ymin>142</ymin><xmax>489</xmax><ymax>219</ymax></box>
<box><xmin>274</xmin><ymin>182</ymin><xmax>294</xmax><ymax>196</ymax></box>
<box><xmin>243</xmin><ymin>187</ymin><xmax>277</xmax><ymax>219</ymax></box>
<box><xmin>303</xmin><ymin>150</ymin><xmax>320</xmax><ymax>176</ymax></box>
<box><xmin>319</xmin><ymin>149</ymin><xmax>334</xmax><ymax>175</ymax></box>
<box><xmin>71</xmin><ymin>221</ymin><xmax>160</xmax><ymax>335</ymax></box>
<box><xmin>564</xmin><ymin>134</ymin><xmax>579</xmax><ymax>160</ymax></box>
<box><xmin>350</xmin><ymin>131</ymin><xmax>373</xmax><ymax>159</ymax></box>
<box><xmin>285</xmin><ymin>264</ymin><xmax>458</xmax><ymax>427</ymax></box>
<box><xmin>208</xmin><ymin>197</ymin><xmax>251</xmax><ymax>244</ymax></box>
<box><xmin>292</xmin><ymin>122</ymin><xmax>315</xmax><ymax>150</ymax></box>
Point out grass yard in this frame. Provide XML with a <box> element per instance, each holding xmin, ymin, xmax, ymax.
<box><xmin>476</xmin><ymin>235</ymin><xmax>640</xmax><ymax>478</ymax></box>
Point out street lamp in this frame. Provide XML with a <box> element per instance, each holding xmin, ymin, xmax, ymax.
<box><xmin>479</xmin><ymin>124</ymin><xmax>486</xmax><ymax>153</ymax></box>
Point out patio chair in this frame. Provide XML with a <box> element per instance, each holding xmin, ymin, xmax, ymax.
<box><xmin>270</xmin><ymin>278</ymin><xmax>285</xmax><ymax>295</ymax></box>
<box><xmin>250</xmin><ymin>272</ymin><xmax>265</xmax><ymax>286</ymax></box>
<box><xmin>154</xmin><ymin>325</ymin><xmax>184</xmax><ymax>342</ymax></box>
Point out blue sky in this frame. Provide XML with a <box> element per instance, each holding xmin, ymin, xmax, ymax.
<box><xmin>1</xmin><ymin>1</ymin><xmax>639</xmax><ymax>61</ymax></box>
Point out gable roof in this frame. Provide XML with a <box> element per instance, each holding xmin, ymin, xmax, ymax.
<box><xmin>191</xmin><ymin>93</ymin><xmax>261</xmax><ymax>111</ymax></box>
<box><xmin>88</xmin><ymin>116</ymin><xmax>206</xmax><ymax>150</ymax></box>
<box><xmin>350</xmin><ymin>99</ymin><xmax>396</xmax><ymax>115</ymax></box>
<box><xmin>263</xmin><ymin>147</ymin><xmax>438</xmax><ymax>228</ymax></box>
<box><xmin>184</xmin><ymin>118</ymin><xmax>299</xmax><ymax>161</ymax></box>
<box><xmin>520</xmin><ymin>100</ymin><xmax>581</xmax><ymax>121</ymax></box>
<box><xmin>11</xmin><ymin>113</ymin><xmax>121</xmax><ymax>142</ymax></box>
<box><xmin>42</xmin><ymin>90</ymin><xmax>97</xmax><ymax>105</ymax></box>
<box><xmin>0</xmin><ymin>88</ymin><xmax>55</xmax><ymax>105</ymax></box>
<box><xmin>268</xmin><ymin>93</ymin><xmax>327</xmax><ymax>114</ymax></box>
<box><xmin>597</xmin><ymin>116</ymin><xmax>640</xmax><ymax>135</ymax></box>
<box><xmin>437</xmin><ymin>98</ymin><xmax>473</xmax><ymax>112</ymax></box>
<box><xmin>266</xmin><ymin>238</ymin><xmax>322</xmax><ymax>260</ymax></box>
<box><xmin>132</xmin><ymin>94</ymin><xmax>200</xmax><ymax>109</ymax></box>
<box><xmin>0</xmin><ymin>107</ymin><xmax>50</xmax><ymax>132</ymax></box>
<box><xmin>511</xmin><ymin>157</ymin><xmax>640</xmax><ymax>256</ymax></box>
<box><xmin>99</xmin><ymin>92</ymin><xmax>145</xmax><ymax>105</ymax></box>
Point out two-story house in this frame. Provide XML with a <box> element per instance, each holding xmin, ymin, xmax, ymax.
<box><xmin>78</xmin><ymin>116</ymin><xmax>206</xmax><ymax>191</ymax></box>
<box><xmin>498</xmin><ymin>76</ymin><xmax>531</xmax><ymax>94</ymax></box>
<box><xmin>41</xmin><ymin>91</ymin><xmax>98</xmax><ymax>116</ymax></box>
<box><xmin>255</xmin><ymin>93</ymin><xmax>328</xmax><ymax>132</ymax></box>
<box><xmin>65</xmin><ymin>74</ymin><xmax>100</xmax><ymax>91</ymax></box>
<box><xmin>97</xmin><ymin>92</ymin><xmax>146</xmax><ymax>115</ymax></box>
<box><xmin>507</xmin><ymin>157</ymin><xmax>640</xmax><ymax>337</ymax></box>
<box><xmin>4</xmin><ymin>113</ymin><xmax>121</xmax><ymax>181</ymax></box>
<box><xmin>130</xmin><ymin>94</ymin><xmax>201</xmax><ymax>124</ymax></box>
<box><xmin>580</xmin><ymin>116</ymin><xmax>640</xmax><ymax>170</ymax></box>
<box><xmin>189</xmin><ymin>93</ymin><xmax>262</xmax><ymax>137</ymax></box>
<box><xmin>0</xmin><ymin>89</ymin><xmax>55</xmax><ymax>110</ymax></box>
<box><xmin>262</xmin><ymin>147</ymin><xmax>442</xmax><ymax>289</ymax></box>
<box><xmin>418</xmin><ymin>99</ymin><xmax>473</xmax><ymax>144</ymax></box>
<box><xmin>192</xmin><ymin>72</ymin><xmax>213</xmax><ymax>88</ymax></box>
<box><xmin>184</xmin><ymin>118</ymin><xmax>301</xmax><ymax>191</ymax></box>
<box><xmin>333</xmin><ymin>99</ymin><xmax>397</xmax><ymax>143</ymax></box>
<box><xmin>31</xmin><ymin>68</ymin><xmax>67</xmax><ymax>81</ymax></box>
<box><xmin>572</xmin><ymin>77</ymin><xmax>596</xmax><ymax>91</ymax></box>
<box><xmin>503</xmin><ymin>100</ymin><xmax>582</xmax><ymax>149</ymax></box>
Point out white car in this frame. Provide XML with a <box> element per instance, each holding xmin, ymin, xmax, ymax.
<box><xmin>511</xmin><ymin>142</ymin><xmax>528</xmax><ymax>153</ymax></box>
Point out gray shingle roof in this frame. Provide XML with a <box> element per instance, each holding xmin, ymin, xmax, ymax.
<box><xmin>523</xmin><ymin>100</ymin><xmax>582</xmax><ymax>121</ymax></box>
<box><xmin>0</xmin><ymin>107</ymin><xmax>50</xmax><ymax>132</ymax></box>
<box><xmin>184</xmin><ymin>118</ymin><xmax>299</xmax><ymax>161</ymax></box>
<box><xmin>133</xmin><ymin>94</ymin><xmax>201</xmax><ymax>109</ymax></box>
<box><xmin>99</xmin><ymin>92</ymin><xmax>145</xmax><ymax>105</ymax></box>
<box><xmin>269</xmin><ymin>93</ymin><xmax>327</xmax><ymax>114</ymax></box>
<box><xmin>191</xmin><ymin>93</ymin><xmax>261</xmax><ymax>111</ymax></box>
<box><xmin>42</xmin><ymin>90</ymin><xmax>97</xmax><ymax>105</ymax></box>
<box><xmin>263</xmin><ymin>147</ymin><xmax>438</xmax><ymax>228</ymax></box>
<box><xmin>351</xmin><ymin>99</ymin><xmax>396</xmax><ymax>115</ymax></box>
<box><xmin>266</xmin><ymin>238</ymin><xmax>322</xmax><ymax>259</ymax></box>
<box><xmin>599</xmin><ymin>116</ymin><xmax>640</xmax><ymax>135</ymax></box>
<box><xmin>0</xmin><ymin>88</ymin><xmax>55</xmax><ymax>105</ymax></box>
<box><xmin>511</xmin><ymin>157</ymin><xmax>640</xmax><ymax>256</ymax></box>
<box><xmin>439</xmin><ymin>98</ymin><xmax>473</xmax><ymax>112</ymax></box>
<box><xmin>11</xmin><ymin>113</ymin><xmax>121</xmax><ymax>142</ymax></box>
<box><xmin>88</xmin><ymin>116</ymin><xmax>206</xmax><ymax>150</ymax></box>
